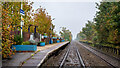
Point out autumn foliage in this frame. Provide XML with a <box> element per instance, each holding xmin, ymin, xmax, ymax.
<box><xmin>2</xmin><ymin>2</ymin><xmax>54</xmax><ymax>58</ymax></box>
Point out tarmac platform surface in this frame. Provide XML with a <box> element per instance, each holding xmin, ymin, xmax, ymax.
<box><xmin>2</xmin><ymin>41</ymin><xmax>69</xmax><ymax>67</ymax></box>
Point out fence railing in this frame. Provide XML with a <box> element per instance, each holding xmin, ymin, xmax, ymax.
<box><xmin>94</xmin><ymin>44</ymin><xmax>120</xmax><ymax>55</ymax></box>
<box><xmin>80</xmin><ymin>41</ymin><xmax>120</xmax><ymax>56</ymax></box>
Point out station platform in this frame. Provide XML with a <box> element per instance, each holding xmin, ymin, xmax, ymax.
<box><xmin>22</xmin><ymin>41</ymin><xmax>69</xmax><ymax>67</ymax></box>
<box><xmin>2</xmin><ymin>41</ymin><xmax>69</xmax><ymax>67</ymax></box>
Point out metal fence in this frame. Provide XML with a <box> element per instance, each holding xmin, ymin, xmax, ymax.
<box><xmin>80</xmin><ymin>41</ymin><xmax>120</xmax><ymax>56</ymax></box>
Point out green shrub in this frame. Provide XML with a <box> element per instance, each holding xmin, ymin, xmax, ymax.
<box><xmin>39</xmin><ymin>41</ymin><xmax>44</xmax><ymax>43</ymax></box>
<box><xmin>22</xmin><ymin>41</ymin><xmax>30</xmax><ymax>45</ymax></box>
<box><xmin>14</xmin><ymin>35</ymin><xmax>23</xmax><ymax>45</ymax></box>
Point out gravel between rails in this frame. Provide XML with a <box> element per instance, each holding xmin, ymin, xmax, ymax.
<box><xmin>63</xmin><ymin>44</ymin><xmax>81</xmax><ymax>67</ymax></box>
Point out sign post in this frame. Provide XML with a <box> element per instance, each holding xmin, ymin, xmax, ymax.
<box><xmin>20</xmin><ymin>2</ymin><xmax>25</xmax><ymax>38</ymax></box>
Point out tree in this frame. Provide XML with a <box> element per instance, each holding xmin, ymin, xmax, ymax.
<box><xmin>2</xmin><ymin>2</ymin><xmax>16</xmax><ymax>58</ymax></box>
<box><xmin>33</xmin><ymin>6</ymin><xmax>54</xmax><ymax>36</ymax></box>
<box><xmin>59</xmin><ymin>27</ymin><xmax>72</xmax><ymax>41</ymax></box>
<box><xmin>82</xmin><ymin>21</ymin><xmax>96</xmax><ymax>41</ymax></box>
<box><xmin>94</xmin><ymin>2</ymin><xmax>120</xmax><ymax>45</ymax></box>
<box><xmin>77</xmin><ymin>2</ymin><xmax>120</xmax><ymax>48</ymax></box>
<box><xmin>1</xmin><ymin>2</ymin><xmax>33</xmax><ymax>58</ymax></box>
<box><xmin>76</xmin><ymin>31</ymin><xmax>86</xmax><ymax>41</ymax></box>
<box><xmin>1</xmin><ymin>2</ymin><xmax>55</xmax><ymax>58</ymax></box>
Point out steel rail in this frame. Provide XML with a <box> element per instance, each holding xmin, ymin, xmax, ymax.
<box><xmin>79</xmin><ymin>42</ymin><xmax>117</xmax><ymax>68</ymax></box>
<box><xmin>59</xmin><ymin>49</ymin><xmax>70</xmax><ymax>68</ymax></box>
<box><xmin>76</xmin><ymin>49</ymin><xmax>85</xmax><ymax>68</ymax></box>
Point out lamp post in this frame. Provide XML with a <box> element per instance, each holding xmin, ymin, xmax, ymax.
<box><xmin>49</xmin><ymin>18</ymin><xmax>55</xmax><ymax>44</ymax></box>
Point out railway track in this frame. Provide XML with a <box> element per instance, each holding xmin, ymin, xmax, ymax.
<box><xmin>41</xmin><ymin>41</ymin><xmax>119</xmax><ymax>67</ymax></box>
<box><xmin>78</xmin><ymin>42</ymin><xmax>119</xmax><ymax>68</ymax></box>
<box><xmin>80</xmin><ymin>42</ymin><xmax>120</xmax><ymax>61</ymax></box>
<box><xmin>59</xmin><ymin>48</ymin><xmax>85</xmax><ymax>68</ymax></box>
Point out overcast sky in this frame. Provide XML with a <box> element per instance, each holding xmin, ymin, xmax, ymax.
<box><xmin>32</xmin><ymin>2</ymin><xmax>99</xmax><ymax>39</ymax></box>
